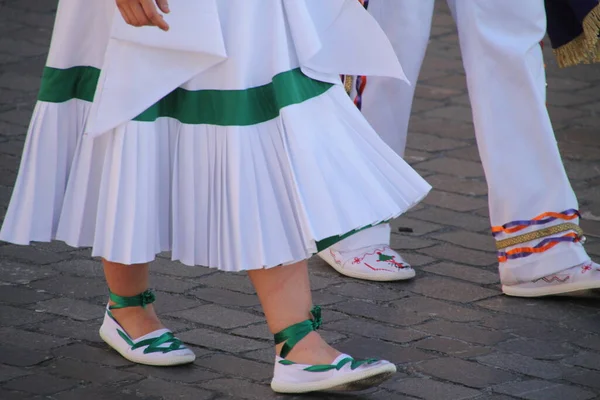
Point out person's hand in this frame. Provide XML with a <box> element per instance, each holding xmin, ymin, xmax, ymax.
<box><xmin>116</xmin><ymin>0</ymin><xmax>170</xmax><ymax>31</ymax></box>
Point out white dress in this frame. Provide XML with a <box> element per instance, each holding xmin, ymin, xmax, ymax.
<box><xmin>0</xmin><ymin>0</ymin><xmax>431</xmax><ymax>271</ymax></box>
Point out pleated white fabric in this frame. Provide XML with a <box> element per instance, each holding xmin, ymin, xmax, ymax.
<box><xmin>0</xmin><ymin>0</ymin><xmax>431</xmax><ymax>271</ymax></box>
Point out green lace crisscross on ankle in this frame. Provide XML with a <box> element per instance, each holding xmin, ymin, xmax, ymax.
<box><xmin>109</xmin><ymin>289</ymin><xmax>156</xmax><ymax>310</ymax></box>
<box><xmin>279</xmin><ymin>357</ymin><xmax>379</xmax><ymax>372</ymax></box>
<box><xmin>107</xmin><ymin>289</ymin><xmax>187</xmax><ymax>354</ymax></box>
<box><xmin>274</xmin><ymin>306</ymin><xmax>322</xmax><ymax>359</ymax></box>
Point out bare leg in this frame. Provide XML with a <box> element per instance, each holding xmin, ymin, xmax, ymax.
<box><xmin>248</xmin><ymin>260</ymin><xmax>341</xmax><ymax>365</ymax></box>
<box><xmin>102</xmin><ymin>259</ymin><xmax>164</xmax><ymax>339</ymax></box>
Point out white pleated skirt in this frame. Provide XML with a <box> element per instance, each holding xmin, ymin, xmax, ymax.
<box><xmin>0</xmin><ymin>0</ymin><xmax>431</xmax><ymax>271</ymax></box>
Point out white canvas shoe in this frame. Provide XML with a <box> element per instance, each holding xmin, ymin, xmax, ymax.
<box><xmin>319</xmin><ymin>245</ymin><xmax>415</xmax><ymax>281</ymax></box>
<box><xmin>99</xmin><ymin>290</ymin><xmax>196</xmax><ymax>366</ymax></box>
<box><xmin>502</xmin><ymin>262</ymin><xmax>600</xmax><ymax>297</ymax></box>
<box><xmin>270</xmin><ymin>306</ymin><xmax>396</xmax><ymax>393</ymax></box>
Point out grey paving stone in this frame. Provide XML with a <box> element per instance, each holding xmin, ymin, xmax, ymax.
<box><xmin>389</xmin><ymin>234</ymin><xmax>438</xmax><ymax>250</ymax></box>
<box><xmin>416</xmin><ymin>337</ymin><xmax>491</xmax><ymax>358</ymax></box>
<box><xmin>241</xmin><ymin>347</ymin><xmax>276</xmax><ymax>364</ymax></box>
<box><xmin>0</xmin><ymin>364</ymin><xmax>29</xmax><ymax>383</ymax></box>
<box><xmin>493</xmin><ymin>380</ymin><xmax>596</xmax><ymax>400</ymax></box>
<box><xmin>29</xmin><ymin>275</ymin><xmax>108</xmax><ymax>299</ymax></box>
<box><xmin>476</xmin><ymin>297</ymin><xmax>597</xmax><ymax>322</ymax></box>
<box><xmin>386</xmin><ymin>377</ymin><xmax>482</xmax><ymax>400</ymax></box>
<box><xmin>44</xmin><ymin>358</ymin><xmax>141</xmax><ymax>384</ymax></box>
<box><xmin>432</xmin><ymin>230</ymin><xmax>496</xmax><ymax>252</ymax></box>
<box><xmin>393</xmin><ymin>295</ymin><xmax>489</xmax><ymax>322</ymax></box>
<box><xmin>424</xmin><ymin>174</ymin><xmax>488</xmax><ymax>196</ymax></box>
<box><xmin>0</xmin><ymin>388</ymin><xmax>36</xmax><ymax>400</ymax></box>
<box><xmin>325</xmin><ymin>318</ymin><xmax>427</xmax><ymax>344</ymax></box>
<box><xmin>126</xmin><ymin>364</ymin><xmax>221</xmax><ymax>384</ymax></box>
<box><xmin>150</xmin><ymin>292</ymin><xmax>200</xmax><ymax>314</ymax></box>
<box><xmin>0</xmin><ymin>285</ymin><xmax>54</xmax><ymax>304</ymax></box>
<box><xmin>48</xmin><ymin>259</ymin><xmax>103</xmax><ymax>277</ymax></box>
<box><xmin>417</xmin><ymin>357</ymin><xmax>519</xmax><ymax>389</ymax></box>
<box><xmin>480</xmin><ymin>315</ymin><xmax>581</xmax><ymax>342</ymax></box>
<box><xmin>0</xmin><ymin>304</ymin><xmax>52</xmax><ymax>327</ymax></box>
<box><xmin>416</xmin><ymin>320</ymin><xmax>510</xmax><ymax>346</ymax></box>
<box><xmin>564</xmin><ymin>369</ymin><xmax>600</xmax><ymax>390</ymax></box>
<box><xmin>423</xmin><ymin>190</ymin><xmax>488</xmax><ymax>212</ymax></box>
<box><xmin>0</xmin><ymin>327</ymin><xmax>71</xmax><ymax>351</ymax></box>
<box><xmin>189</xmin><ymin>287</ymin><xmax>261</xmax><ymax>307</ymax></box>
<box><xmin>328</xmin><ymin>281</ymin><xmax>410</xmax><ymax>301</ymax></box>
<box><xmin>0</xmin><ymin>245</ymin><xmax>70</xmax><ymax>265</ymax></box>
<box><xmin>3</xmin><ymin>374</ymin><xmax>78</xmax><ymax>395</ymax></box>
<box><xmin>200</xmin><ymin>273</ymin><xmax>256</xmax><ymax>294</ymax></box>
<box><xmin>51</xmin><ymin>386</ymin><xmax>150</xmax><ymax>400</ymax></box>
<box><xmin>0</xmin><ymin>344</ymin><xmax>53</xmax><ymax>367</ymax></box>
<box><xmin>149</xmin><ymin>274</ymin><xmax>202</xmax><ymax>294</ymax></box>
<box><xmin>496</xmin><ymin>339</ymin><xmax>574</xmax><ymax>361</ymax></box>
<box><xmin>420</xmin><ymin>243</ymin><xmax>496</xmax><ymax>267</ymax></box>
<box><xmin>195</xmin><ymin>354</ymin><xmax>272</xmax><ymax>381</ymax></box>
<box><xmin>34</xmin><ymin>297</ymin><xmax>101</xmax><ymax>321</ymax></box>
<box><xmin>170</xmin><ymin>304</ymin><xmax>263</xmax><ymax>329</ymax></box>
<box><xmin>309</xmin><ymin>291</ymin><xmax>348</xmax><ymax>306</ymax></box>
<box><xmin>177</xmin><ymin>328</ymin><xmax>270</xmax><ymax>353</ymax></box>
<box><xmin>422</xmin><ymin>263</ymin><xmax>500</xmax><ymax>285</ymax></box>
<box><xmin>402</xmin><ymin>207</ymin><xmax>491</xmax><ymax>232</ymax></box>
<box><xmin>34</xmin><ymin>317</ymin><xmax>104</xmax><ymax>343</ymax></box>
<box><xmin>200</xmin><ymin>377</ymin><xmax>275</xmax><ymax>400</ymax></box>
<box><xmin>53</xmin><ymin>343</ymin><xmax>133</xmax><ymax>367</ymax></box>
<box><xmin>476</xmin><ymin>353</ymin><xmax>564</xmax><ymax>380</ymax></box>
<box><xmin>0</xmin><ymin>261</ymin><xmax>59</xmax><ymax>284</ymax></box>
<box><xmin>565</xmin><ymin>352</ymin><xmax>600</xmax><ymax>371</ymax></box>
<box><xmin>126</xmin><ymin>377</ymin><xmax>213</xmax><ymax>400</ymax></box>
<box><xmin>391</xmin><ymin>216</ymin><xmax>445</xmax><ymax>236</ymax></box>
<box><xmin>415</xmin><ymin>157</ymin><xmax>484</xmax><ymax>177</ymax></box>
<box><xmin>333</xmin><ymin>300</ymin><xmax>430</xmax><ymax>327</ymax></box>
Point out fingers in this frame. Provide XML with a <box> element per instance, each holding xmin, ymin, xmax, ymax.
<box><xmin>116</xmin><ymin>0</ymin><xmax>169</xmax><ymax>31</ymax></box>
<box><xmin>117</xmin><ymin>5</ymin><xmax>138</xmax><ymax>26</ymax></box>
<box><xmin>130</xmin><ymin>3</ymin><xmax>149</xmax><ymax>27</ymax></box>
<box><xmin>155</xmin><ymin>0</ymin><xmax>170</xmax><ymax>14</ymax></box>
<box><xmin>140</xmin><ymin>0</ymin><xmax>170</xmax><ymax>31</ymax></box>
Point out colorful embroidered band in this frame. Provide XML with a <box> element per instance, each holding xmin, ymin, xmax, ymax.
<box><xmin>491</xmin><ymin>209</ymin><xmax>580</xmax><ymax>237</ymax></box>
<box><xmin>495</xmin><ymin>222</ymin><xmax>584</xmax><ymax>250</ymax></box>
<box><xmin>497</xmin><ymin>232</ymin><xmax>584</xmax><ymax>262</ymax></box>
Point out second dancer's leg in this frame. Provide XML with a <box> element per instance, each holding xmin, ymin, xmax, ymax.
<box><xmin>319</xmin><ymin>0</ymin><xmax>436</xmax><ymax>282</ymax></box>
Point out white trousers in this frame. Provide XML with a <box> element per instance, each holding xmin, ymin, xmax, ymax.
<box><xmin>333</xmin><ymin>0</ymin><xmax>591</xmax><ymax>284</ymax></box>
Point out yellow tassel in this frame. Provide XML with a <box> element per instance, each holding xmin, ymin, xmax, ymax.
<box><xmin>552</xmin><ymin>3</ymin><xmax>600</xmax><ymax>68</ymax></box>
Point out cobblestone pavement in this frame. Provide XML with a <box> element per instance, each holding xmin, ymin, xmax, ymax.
<box><xmin>1</xmin><ymin>1</ymin><xmax>600</xmax><ymax>399</ymax></box>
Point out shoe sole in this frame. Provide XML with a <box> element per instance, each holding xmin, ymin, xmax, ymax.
<box><xmin>319</xmin><ymin>251</ymin><xmax>415</xmax><ymax>282</ymax></box>
<box><xmin>99</xmin><ymin>327</ymin><xmax>196</xmax><ymax>367</ymax></box>
<box><xmin>503</xmin><ymin>281</ymin><xmax>600</xmax><ymax>297</ymax></box>
<box><xmin>271</xmin><ymin>364</ymin><xmax>396</xmax><ymax>393</ymax></box>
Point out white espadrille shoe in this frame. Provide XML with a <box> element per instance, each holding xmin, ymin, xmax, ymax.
<box><xmin>270</xmin><ymin>306</ymin><xmax>396</xmax><ymax>393</ymax></box>
<box><xmin>99</xmin><ymin>290</ymin><xmax>196</xmax><ymax>366</ymax></box>
<box><xmin>503</xmin><ymin>262</ymin><xmax>600</xmax><ymax>297</ymax></box>
<box><xmin>319</xmin><ymin>245</ymin><xmax>415</xmax><ymax>281</ymax></box>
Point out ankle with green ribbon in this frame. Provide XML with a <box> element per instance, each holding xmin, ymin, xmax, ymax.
<box><xmin>107</xmin><ymin>289</ymin><xmax>186</xmax><ymax>354</ymax></box>
<box><xmin>274</xmin><ymin>306</ymin><xmax>378</xmax><ymax>372</ymax></box>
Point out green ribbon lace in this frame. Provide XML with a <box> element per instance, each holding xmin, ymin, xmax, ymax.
<box><xmin>274</xmin><ymin>306</ymin><xmax>380</xmax><ymax>371</ymax></box>
<box><xmin>117</xmin><ymin>329</ymin><xmax>186</xmax><ymax>354</ymax></box>
<box><xmin>279</xmin><ymin>357</ymin><xmax>379</xmax><ymax>372</ymax></box>
<box><xmin>274</xmin><ymin>306</ymin><xmax>322</xmax><ymax>359</ymax></box>
<box><xmin>109</xmin><ymin>289</ymin><xmax>156</xmax><ymax>310</ymax></box>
